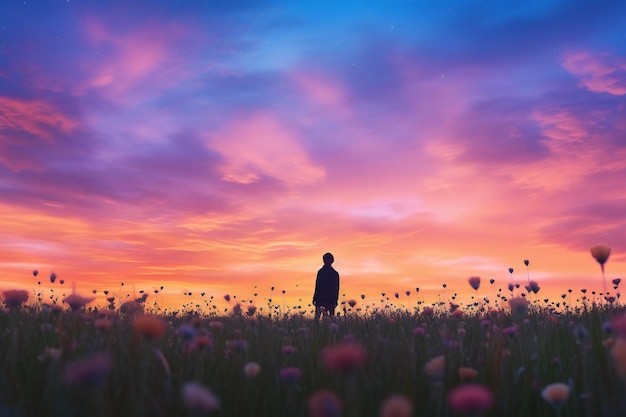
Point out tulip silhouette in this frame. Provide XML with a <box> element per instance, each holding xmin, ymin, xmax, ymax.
<box><xmin>591</xmin><ymin>245</ymin><xmax>611</xmax><ymax>302</ymax></box>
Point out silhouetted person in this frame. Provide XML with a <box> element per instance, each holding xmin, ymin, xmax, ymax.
<box><xmin>313</xmin><ymin>252</ymin><xmax>340</xmax><ymax>319</ymax></box>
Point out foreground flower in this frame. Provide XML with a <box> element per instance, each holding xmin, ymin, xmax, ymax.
<box><xmin>611</xmin><ymin>337</ymin><xmax>626</xmax><ymax>378</ymax></box>
<box><xmin>379</xmin><ymin>394</ymin><xmax>413</xmax><ymax>417</ymax></box>
<box><xmin>541</xmin><ymin>382</ymin><xmax>570</xmax><ymax>409</ymax></box>
<box><xmin>182</xmin><ymin>381</ymin><xmax>220</xmax><ymax>414</ymax></box>
<box><xmin>448</xmin><ymin>384</ymin><xmax>494</xmax><ymax>416</ymax></box>
<box><xmin>308</xmin><ymin>389</ymin><xmax>342</xmax><ymax>417</ymax></box>
<box><xmin>1</xmin><ymin>289</ymin><xmax>29</xmax><ymax>308</ymax></box>
<box><xmin>458</xmin><ymin>367</ymin><xmax>478</xmax><ymax>381</ymax></box>
<box><xmin>424</xmin><ymin>355</ymin><xmax>445</xmax><ymax>380</ymax></box>
<box><xmin>62</xmin><ymin>353</ymin><xmax>112</xmax><ymax>387</ymax></box>
<box><xmin>321</xmin><ymin>342</ymin><xmax>367</xmax><ymax>374</ymax></box>
<box><xmin>134</xmin><ymin>315</ymin><xmax>167</xmax><ymax>340</ymax></box>
<box><xmin>280</xmin><ymin>367</ymin><xmax>302</xmax><ymax>383</ymax></box>
<box><xmin>243</xmin><ymin>362</ymin><xmax>261</xmax><ymax>379</ymax></box>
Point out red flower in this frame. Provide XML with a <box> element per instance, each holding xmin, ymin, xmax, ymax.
<box><xmin>321</xmin><ymin>342</ymin><xmax>367</xmax><ymax>374</ymax></box>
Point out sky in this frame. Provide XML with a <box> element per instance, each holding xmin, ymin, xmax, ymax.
<box><xmin>1</xmin><ymin>0</ymin><xmax>625</xmax><ymax>312</ymax></box>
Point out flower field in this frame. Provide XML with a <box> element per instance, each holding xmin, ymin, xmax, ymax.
<box><xmin>1</xmin><ymin>293</ymin><xmax>626</xmax><ymax>417</ymax></box>
<box><xmin>1</xmin><ymin>246</ymin><xmax>625</xmax><ymax>416</ymax></box>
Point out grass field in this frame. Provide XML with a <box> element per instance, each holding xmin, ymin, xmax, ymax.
<box><xmin>2</xmin><ymin>283</ymin><xmax>626</xmax><ymax>417</ymax></box>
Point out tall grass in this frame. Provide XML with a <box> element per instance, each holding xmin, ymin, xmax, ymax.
<box><xmin>1</xmin><ymin>297</ymin><xmax>626</xmax><ymax>417</ymax></box>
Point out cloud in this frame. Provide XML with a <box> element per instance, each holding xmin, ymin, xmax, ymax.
<box><xmin>562</xmin><ymin>51</ymin><xmax>626</xmax><ymax>96</ymax></box>
<box><xmin>207</xmin><ymin>113</ymin><xmax>326</xmax><ymax>186</ymax></box>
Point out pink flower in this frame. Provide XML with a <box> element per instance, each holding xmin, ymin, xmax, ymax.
<box><xmin>448</xmin><ymin>384</ymin><xmax>494</xmax><ymax>415</ymax></box>
<box><xmin>182</xmin><ymin>381</ymin><xmax>220</xmax><ymax>413</ymax></box>
<box><xmin>63</xmin><ymin>293</ymin><xmax>95</xmax><ymax>311</ymax></box>
<box><xmin>541</xmin><ymin>382</ymin><xmax>570</xmax><ymax>409</ymax></box>
<box><xmin>321</xmin><ymin>342</ymin><xmax>367</xmax><ymax>374</ymax></box>
<box><xmin>243</xmin><ymin>362</ymin><xmax>261</xmax><ymax>379</ymax></box>
<box><xmin>1</xmin><ymin>289</ymin><xmax>29</xmax><ymax>308</ymax></box>
<box><xmin>62</xmin><ymin>353</ymin><xmax>112</xmax><ymax>387</ymax></box>
<box><xmin>468</xmin><ymin>276</ymin><xmax>481</xmax><ymax>291</ymax></box>
<box><xmin>308</xmin><ymin>389</ymin><xmax>342</xmax><ymax>417</ymax></box>
<box><xmin>413</xmin><ymin>326</ymin><xmax>426</xmax><ymax>336</ymax></box>
<box><xmin>424</xmin><ymin>355</ymin><xmax>445</xmax><ymax>380</ymax></box>
<box><xmin>379</xmin><ymin>394</ymin><xmax>413</xmax><ymax>417</ymax></box>
<box><xmin>280</xmin><ymin>367</ymin><xmax>301</xmax><ymax>383</ymax></box>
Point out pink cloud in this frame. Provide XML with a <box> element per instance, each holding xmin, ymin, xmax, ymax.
<box><xmin>207</xmin><ymin>113</ymin><xmax>326</xmax><ymax>186</ymax></box>
<box><xmin>79</xmin><ymin>18</ymin><xmax>194</xmax><ymax>100</ymax></box>
<box><xmin>562</xmin><ymin>51</ymin><xmax>626</xmax><ymax>95</ymax></box>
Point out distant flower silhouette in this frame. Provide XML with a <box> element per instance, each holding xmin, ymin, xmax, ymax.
<box><xmin>2</xmin><ymin>289</ymin><xmax>29</xmax><ymax>308</ymax></box>
<box><xmin>468</xmin><ymin>276</ymin><xmax>481</xmax><ymax>291</ymax></box>
<box><xmin>33</xmin><ymin>269</ymin><xmax>38</xmax><ymax>277</ymax></box>
<box><xmin>591</xmin><ymin>244</ymin><xmax>612</xmax><ymax>300</ymax></box>
<box><xmin>308</xmin><ymin>389</ymin><xmax>342</xmax><ymax>417</ymax></box>
<box><xmin>224</xmin><ymin>294</ymin><xmax>231</xmax><ymax>302</ymax></box>
<box><xmin>182</xmin><ymin>381</ymin><xmax>220</xmax><ymax>414</ymax></box>
<box><xmin>541</xmin><ymin>382</ymin><xmax>570</xmax><ymax>409</ymax></box>
<box><xmin>448</xmin><ymin>384</ymin><xmax>494</xmax><ymax>416</ymax></box>
<box><xmin>63</xmin><ymin>293</ymin><xmax>94</xmax><ymax>311</ymax></box>
<box><xmin>50</xmin><ymin>271</ymin><xmax>57</xmax><ymax>283</ymax></box>
<box><xmin>613</xmin><ymin>278</ymin><xmax>621</xmax><ymax>287</ymax></box>
<box><xmin>348</xmin><ymin>299</ymin><xmax>357</xmax><ymax>308</ymax></box>
<box><xmin>509</xmin><ymin>297</ymin><xmax>529</xmax><ymax>317</ymax></box>
<box><xmin>529</xmin><ymin>280</ymin><xmax>540</xmax><ymax>294</ymax></box>
<box><xmin>379</xmin><ymin>394</ymin><xmax>413</xmax><ymax>417</ymax></box>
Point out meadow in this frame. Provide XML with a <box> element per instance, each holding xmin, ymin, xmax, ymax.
<box><xmin>1</xmin><ymin>248</ymin><xmax>626</xmax><ymax>417</ymax></box>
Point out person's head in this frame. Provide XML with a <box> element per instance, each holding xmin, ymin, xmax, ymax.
<box><xmin>323</xmin><ymin>252</ymin><xmax>334</xmax><ymax>265</ymax></box>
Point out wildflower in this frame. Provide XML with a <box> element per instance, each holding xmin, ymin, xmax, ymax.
<box><xmin>246</xmin><ymin>305</ymin><xmax>257</xmax><ymax>317</ymax></box>
<box><xmin>232</xmin><ymin>303</ymin><xmax>242</xmax><ymax>315</ymax></box>
<box><xmin>590</xmin><ymin>244</ymin><xmax>611</xmax><ymax>266</ymax></box>
<box><xmin>529</xmin><ymin>280</ymin><xmax>540</xmax><ymax>294</ymax></box>
<box><xmin>50</xmin><ymin>271</ymin><xmax>57</xmax><ymax>283</ymax></box>
<box><xmin>468</xmin><ymin>276</ymin><xmax>480</xmax><ymax>291</ymax></box>
<box><xmin>2</xmin><ymin>289</ymin><xmax>29</xmax><ymax>308</ymax></box>
<box><xmin>524</xmin><ymin>259</ymin><xmax>529</xmax><ymax>266</ymax></box>
<box><xmin>611</xmin><ymin>337</ymin><xmax>626</xmax><ymax>378</ymax></box>
<box><xmin>448</xmin><ymin>384</ymin><xmax>494</xmax><ymax>415</ymax></box>
<box><xmin>243</xmin><ymin>362</ymin><xmax>261</xmax><ymax>379</ymax></box>
<box><xmin>458</xmin><ymin>367</ymin><xmax>478</xmax><ymax>381</ymax></box>
<box><xmin>612</xmin><ymin>315</ymin><xmax>626</xmax><ymax>338</ymax></box>
<box><xmin>509</xmin><ymin>297</ymin><xmax>529</xmax><ymax>317</ymax></box>
<box><xmin>321</xmin><ymin>342</ymin><xmax>367</xmax><ymax>374</ymax></box>
<box><xmin>208</xmin><ymin>320</ymin><xmax>224</xmax><ymax>331</ymax></box>
<box><xmin>421</xmin><ymin>307</ymin><xmax>434</xmax><ymax>316</ymax></box>
<box><xmin>502</xmin><ymin>326</ymin><xmax>519</xmax><ymax>337</ymax></box>
<box><xmin>424</xmin><ymin>355</ymin><xmax>445</xmax><ymax>380</ymax></box>
<box><xmin>413</xmin><ymin>326</ymin><xmax>425</xmax><ymax>336</ymax></box>
<box><xmin>133</xmin><ymin>315</ymin><xmax>167</xmax><ymax>340</ymax></box>
<box><xmin>120</xmin><ymin>300</ymin><xmax>144</xmax><ymax>316</ymax></box>
<box><xmin>224</xmin><ymin>294</ymin><xmax>231</xmax><ymax>302</ymax></box>
<box><xmin>281</xmin><ymin>345</ymin><xmax>297</xmax><ymax>355</ymax></box>
<box><xmin>181</xmin><ymin>381</ymin><xmax>220</xmax><ymax>414</ymax></box>
<box><xmin>63</xmin><ymin>293</ymin><xmax>95</xmax><ymax>311</ymax></box>
<box><xmin>38</xmin><ymin>347</ymin><xmax>62</xmax><ymax>362</ymax></box>
<box><xmin>541</xmin><ymin>382</ymin><xmax>570</xmax><ymax>409</ymax></box>
<box><xmin>308</xmin><ymin>389</ymin><xmax>342</xmax><ymax>417</ymax></box>
<box><xmin>194</xmin><ymin>335</ymin><xmax>213</xmax><ymax>349</ymax></box>
<box><xmin>348</xmin><ymin>299</ymin><xmax>357</xmax><ymax>308</ymax></box>
<box><xmin>453</xmin><ymin>310</ymin><xmax>464</xmax><ymax>318</ymax></box>
<box><xmin>62</xmin><ymin>353</ymin><xmax>112</xmax><ymax>387</ymax></box>
<box><xmin>94</xmin><ymin>319</ymin><xmax>113</xmax><ymax>332</ymax></box>
<box><xmin>280</xmin><ymin>367</ymin><xmax>302</xmax><ymax>383</ymax></box>
<box><xmin>379</xmin><ymin>394</ymin><xmax>413</xmax><ymax>417</ymax></box>
<box><xmin>613</xmin><ymin>278</ymin><xmax>622</xmax><ymax>287</ymax></box>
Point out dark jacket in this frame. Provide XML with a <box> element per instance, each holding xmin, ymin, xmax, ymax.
<box><xmin>313</xmin><ymin>265</ymin><xmax>339</xmax><ymax>305</ymax></box>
